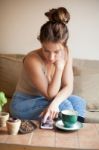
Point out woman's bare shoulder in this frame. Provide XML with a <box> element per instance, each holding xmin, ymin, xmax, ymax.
<box><xmin>24</xmin><ymin>48</ymin><xmax>43</xmax><ymax>65</ymax></box>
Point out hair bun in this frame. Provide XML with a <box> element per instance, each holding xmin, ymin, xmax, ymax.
<box><xmin>45</xmin><ymin>7</ymin><xmax>70</xmax><ymax>24</ymax></box>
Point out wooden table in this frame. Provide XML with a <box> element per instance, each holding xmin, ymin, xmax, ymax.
<box><xmin>0</xmin><ymin>122</ymin><xmax>99</xmax><ymax>150</ymax></box>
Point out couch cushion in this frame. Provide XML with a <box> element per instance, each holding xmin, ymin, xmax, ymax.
<box><xmin>85</xmin><ymin>111</ymin><xmax>99</xmax><ymax>123</ymax></box>
<box><xmin>73</xmin><ymin>74</ymin><xmax>99</xmax><ymax>111</ymax></box>
<box><xmin>0</xmin><ymin>54</ymin><xmax>24</xmax><ymax>98</ymax></box>
<box><xmin>87</xmin><ymin>103</ymin><xmax>99</xmax><ymax>112</ymax></box>
<box><xmin>73</xmin><ymin>59</ymin><xmax>99</xmax><ymax>75</ymax></box>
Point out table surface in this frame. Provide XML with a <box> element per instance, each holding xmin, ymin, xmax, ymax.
<box><xmin>0</xmin><ymin>122</ymin><xmax>99</xmax><ymax>150</ymax></box>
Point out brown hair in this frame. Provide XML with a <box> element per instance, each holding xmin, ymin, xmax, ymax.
<box><xmin>38</xmin><ymin>7</ymin><xmax>70</xmax><ymax>47</ymax></box>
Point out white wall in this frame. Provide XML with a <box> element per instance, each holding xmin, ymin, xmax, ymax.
<box><xmin>0</xmin><ymin>0</ymin><xmax>99</xmax><ymax>60</ymax></box>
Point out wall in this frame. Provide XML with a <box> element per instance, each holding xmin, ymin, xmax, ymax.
<box><xmin>0</xmin><ymin>0</ymin><xmax>99</xmax><ymax>60</ymax></box>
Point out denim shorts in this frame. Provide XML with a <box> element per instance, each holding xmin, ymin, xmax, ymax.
<box><xmin>10</xmin><ymin>92</ymin><xmax>86</xmax><ymax>120</ymax></box>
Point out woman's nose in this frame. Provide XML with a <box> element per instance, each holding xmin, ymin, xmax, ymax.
<box><xmin>49</xmin><ymin>53</ymin><xmax>55</xmax><ymax>61</ymax></box>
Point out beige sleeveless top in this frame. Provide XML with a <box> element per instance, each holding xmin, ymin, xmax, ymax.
<box><xmin>15</xmin><ymin>51</ymin><xmax>54</xmax><ymax>96</ymax></box>
<box><xmin>15</xmin><ymin>65</ymin><xmax>42</xmax><ymax>96</ymax></box>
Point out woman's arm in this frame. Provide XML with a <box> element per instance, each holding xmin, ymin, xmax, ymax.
<box><xmin>47</xmin><ymin>48</ymin><xmax>68</xmax><ymax>98</ymax></box>
<box><xmin>23</xmin><ymin>53</ymin><xmax>64</xmax><ymax>100</ymax></box>
<box><xmin>47</xmin><ymin>66</ymin><xmax>63</xmax><ymax>99</ymax></box>
<box><xmin>52</xmin><ymin>52</ymin><xmax>74</xmax><ymax>106</ymax></box>
<box><xmin>43</xmin><ymin>52</ymin><xmax>74</xmax><ymax>122</ymax></box>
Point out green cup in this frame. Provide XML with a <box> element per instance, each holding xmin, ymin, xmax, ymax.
<box><xmin>61</xmin><ymin>110</ymin><xmax>78</xmax><ymax>128</ymax></box>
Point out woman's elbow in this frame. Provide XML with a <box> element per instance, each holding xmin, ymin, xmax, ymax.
<box><xmin>47</xmin><ymin>90</ymin><xmax>58</xmax><ymax>100</ymax></box>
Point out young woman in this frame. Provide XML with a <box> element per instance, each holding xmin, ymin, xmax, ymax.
<box><xmin>10</xmin><ymin>7</ymin><xmax>86</xmax><ymax>123</ymax></box>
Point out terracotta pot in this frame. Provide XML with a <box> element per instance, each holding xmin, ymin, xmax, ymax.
<box><xmin>0</xmin><ymin>112</ymin><xmax>9</xmax><ymax>127</ymax></box>
<box><xmin>7</xmin><ymin>119</ymin><xmax>21</xmax><ymax>135</ymax></box>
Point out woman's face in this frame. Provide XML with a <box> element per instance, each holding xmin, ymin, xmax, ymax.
<box><xmin>42</xmin><ymin>42</ymin><xmax>64</xmax><ymax>64</ymax></box>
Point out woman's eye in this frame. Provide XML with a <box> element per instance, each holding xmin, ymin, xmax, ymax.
<box><xmin>44</xmin><ymin>49</ymin><xmax>49</xmax><ymax>53</ymax></box>
<box><xmin>45</xmin><ymin>51</ymin><xmax>49</xmax><ymax>53</ymax></box>
<box><xmin>55</xmin><ymin>51</ymin><xmax>59</xmax><ymax>54</ymax></box>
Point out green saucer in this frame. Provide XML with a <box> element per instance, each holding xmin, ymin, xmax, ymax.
<box><xmin>55</xmin><ymin>120</ymin><xmax>83</xmax><ymax>131</ymax></box>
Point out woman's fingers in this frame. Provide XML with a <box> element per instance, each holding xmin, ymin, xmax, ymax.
<box><xmin>43</xmin><ymin>111</ymin><xmax>50</xmax><ymax>123</ymax></box>
<box><xmin>55</xmin><ymin>112</ymin><xmax>59</xmax><ymax>119</ymax></box>
<box><xmin>44</xmin><ymin>110</ymin><xmax>59</xmax><ymax>122</ymax></box>
<box><xmin>39</xmin><ymin>108</ymin><xmax>47</xmax><ymax>118</ymax></box>
<box><xmin>50</xmin><ymin>111</ymin><xmax>57</xmax><ymax>120</ymax></box>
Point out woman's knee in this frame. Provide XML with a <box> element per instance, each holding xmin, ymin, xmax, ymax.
<box><xmin>68</xmin><ymin>95</ymin><xmax>86</xmax><ymax>106</ymax></box>
<box><xmin>59</xmin><ymin>99</ymin><xmax>73</xmax><ymax>111</ymax></box>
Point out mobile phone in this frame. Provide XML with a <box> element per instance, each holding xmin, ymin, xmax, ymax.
<box><xmin>40</xmin><ymin>118</ymin><xmax>54</xmax><ymax>129</ymax></box>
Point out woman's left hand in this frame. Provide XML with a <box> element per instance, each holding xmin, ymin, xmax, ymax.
<box><xmin>42</xmin><ymin>102</ymin><xmax>59</xmax><ymax>123</ymax></box>
<box><xmin>54</xmin><ymin>49</ymin><xmax>66</xmax><ymax>70</ymax></box>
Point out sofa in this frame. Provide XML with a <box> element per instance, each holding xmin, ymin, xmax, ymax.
<box><xmin>0</xmin><ymin>54</ymin><xmax>99</xmax><ymax>123</ymax></box>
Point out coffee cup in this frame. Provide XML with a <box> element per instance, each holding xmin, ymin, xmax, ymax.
<box><xmin>61</xmin><ymin>110</ymin><xmax>78</xmax><ymax>128</ymax></box>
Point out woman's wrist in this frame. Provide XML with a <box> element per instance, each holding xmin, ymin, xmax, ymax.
<box><xmin>55</xmin><ymin>64</ymin><xmax>64</xmax><ymax>72</ymax></box>
<box><xmin>55</xmin><ymin>60</ymin><xmax>65</xmax><ymax>71</ymax></box>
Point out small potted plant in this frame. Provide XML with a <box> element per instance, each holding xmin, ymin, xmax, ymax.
<box><xmin>0</xmin><ymin>91</ymin><xmax>9</xmax><ymax>127</ymax></box>
<box><xmin>7</xmin><ymin>117</ymin><xmax>21</xmax><ymax>135</ymax></box>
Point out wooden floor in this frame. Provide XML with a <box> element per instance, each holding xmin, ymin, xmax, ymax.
<box><xmin>0</xmin><ymin>122</ymin><xmax>99</xmax><ymax>150</ymax></box>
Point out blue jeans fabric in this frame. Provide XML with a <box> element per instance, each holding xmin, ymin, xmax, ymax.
<box><xmin>10</xmin><ymin>92</ymin><xmax>86</xmax><ymax>120</ymax></box>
